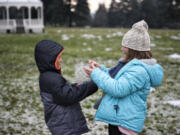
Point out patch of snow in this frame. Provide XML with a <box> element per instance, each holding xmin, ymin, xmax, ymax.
<box><xmin>106</xmin><ymin>34</ymin><xmax>112</xmax><ymax>38</ymax></box>
<box><xmin>83</xmin><ymin>42</ymin><xmax>87</xmax><ymax>46</ymax></box>
<box><xmin>150</xmin><ymin>36</ymin><xmax>154</xmax><ymax>40</ymax></box>
<box><xmin>159</xmin><ymin>47</ymin><xmax>174</xmax><ymax>51</ymax></box>
<box><xmin>87</xmin><ymin>48</ymin><xmax>92</xmax><ymax>51</ymax></box>
<box><xmin>150</xmin><ymin>43</ymin><xmax>156</xmax><ymax>47</ymax></box>
<box><xmin>112</xmin><ymin>32</ymin><xmax>123</xmax><ymax>37</ymax></box>
<box><xmin>105</xmin><ymin>48</ymin><xmax>112</xmax><ymax>51</ymax></box>
<box><xmin>97</xmin><ymin>36</ymin><xmax>102</xmax><ymax>41</ymax></box>
<box><xmin>61</xmin><ymin>34</ymin><xmax>70</xmax><ymax>40</ymax></box>
<box><xmin>57</xmin><ymin>29</ymin><xmax>62</xmax><ymax>33</ymax></box>
<box><xmin>81</xmin><ymin>34</ymin><xmax>96</xmax><ymax>39</ymax></box>
<box><xmin>170</xmin><ymin>35</ymin><xmax>180</xmax><ymax>40</ymax></box>
<box><xmin>116</xmin><ymin>32</ymin><xmax>124</xmax><ymax>36</ymax></box>
<box><xmin>82</xmin><ymin>48</ymin><xmax>92</xmax><ymax>52</ymax></box>
<box><xmin>81</xmin><ymin>34</ymin><xmax>103</xmax><ymax>41</ymax></box>
<box><xmin>84</xmin><ymin>121</ymin><xmax>108</xmax><ymax>135</ymax></box>
<box><xmin>150</xmin><ymin>87</ymin><xmax>156</xmax><ymax>92</ymax></box>
<box><xmin>164</xmin><ymin>100</ymin><xmax>180</xmax><ymax>107</ymax></box>
<box><xmin>106</xmin><ymin>32</ymin><xmax>123</xmax><ymax>38</ymax></box>
<box><xmin>155</xmin><ymin>35</ymin><xmax>161</xmax><ymax>39</ymax></box>
<box><xmin>21</xmin><ymin>109</ymin><xmax>38</xmax><ymax>124</ymax></box>
<box><xmin>169</xmin><ymin>53</ymin><xmax>180</xmax><ymax>59</ymax></box>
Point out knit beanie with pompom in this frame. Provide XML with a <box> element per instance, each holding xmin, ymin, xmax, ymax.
<box><xmin>122</xmin><ymin>20</ymin><xmax>151</xmax><ymax>51</ymax></box>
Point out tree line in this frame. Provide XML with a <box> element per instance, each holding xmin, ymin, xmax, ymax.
<box><xmin>42</xmin><ymin>0</ymin><xmax>180</xmax><ymax>28</ymax></box>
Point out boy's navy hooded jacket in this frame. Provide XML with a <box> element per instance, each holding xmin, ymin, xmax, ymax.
<box><xmin>35</xmin><ymin>40</ymin><xmax>98</xmax><ymax>135</ymax></box>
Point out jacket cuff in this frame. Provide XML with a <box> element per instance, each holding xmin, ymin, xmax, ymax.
<box><xmin>90</xmin><ymin>68</ymin><xmax>102</xmax><ymax>84</ymax></box>
<box><xmin>100</xmin><ymin>65</ymin><xmax>109</xmax><ymax>73</ymax></box>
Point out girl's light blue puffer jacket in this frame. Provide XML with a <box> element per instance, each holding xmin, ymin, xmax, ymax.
<box><xmin>90</xmin><ymin>58</ymin><xmax>164</xmax><ymax>133</ymax></box>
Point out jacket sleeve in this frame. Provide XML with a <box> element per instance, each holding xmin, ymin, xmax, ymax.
<box><xmin>90</xmin><ymin>66</ymin><xmax>148</xmax><ymax>98</ymax></box>
<box><xmin>51</xmin><ymin>75</ymin><xmax>98</xmax><ymax>105</ymax></box>
<box><xmin>100</xmin><ymin>64</ymin><xmax>109</xmax><ymax>73</ymax></box>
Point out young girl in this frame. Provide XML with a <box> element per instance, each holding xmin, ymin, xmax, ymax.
<box><xmin>34</xmin><ymin>40</ymin><xmax>98</xmax><ymax>135</ymax></box>
<box><xmin>84</xmin><ymin>20</ymin><xmax>164</xmax><ymax>135</ymax></box>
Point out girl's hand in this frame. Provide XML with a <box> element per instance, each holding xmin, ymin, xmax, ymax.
<box><xmin>83</xmin><ymin>67</ymin><xmax>92</xmax><ymax>77</ymax></box>
<box><xmin>83</xmin><ymin>65</ymin><xmax>96</xmax><ymax>77</ymax></box>
<box><xmin>89</xmin><ymin>60</ymin><xmax>101</xmax><ymax>68</ymax></box>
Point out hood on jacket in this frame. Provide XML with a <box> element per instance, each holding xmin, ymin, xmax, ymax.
<box><xmin>34</xmin><ymin>40</ymin><xmax>64</xmax><ymax>73</ymax></box>
<box><xmin>139</xmin><ymin>58</ymin><xmax>164</xmax><ymax>87</ymax></box>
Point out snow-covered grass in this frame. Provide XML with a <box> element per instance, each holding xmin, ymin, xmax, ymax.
<box><xmin>0</xmin><ymin>28</ymin><xmax>180</xmax><ymax>135</ymax></box>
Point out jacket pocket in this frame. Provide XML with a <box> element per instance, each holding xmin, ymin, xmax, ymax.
<box><xmin>130</xmin><ymin>95</ymin><xmax>146</xmax><ymax>112</ymax></box>
<box><xmin>96</xmin><ymin>95</ymin><xmax>118</xmax><ymax>122</ymax></box>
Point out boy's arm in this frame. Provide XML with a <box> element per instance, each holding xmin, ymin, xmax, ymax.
<box><xmin>73</xmin><ymin>81</ymin><xmax>98</xmax><ymax>101</ymax></box>
<box><xmin>52</xmin><ymin>75</ymin><xmax>98</xmax><ymax>105</ymax></box>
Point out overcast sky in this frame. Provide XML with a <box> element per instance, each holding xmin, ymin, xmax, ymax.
<box><xmin>87</xmin><ymin>0</ymin><xmax>112</xmax><ymax>14</ymax></box>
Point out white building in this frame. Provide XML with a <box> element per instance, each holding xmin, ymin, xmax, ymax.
<box><xmin>0</xmin><ymin>0</ymin><xmax>44</xmax><ymax>33</ymax></box>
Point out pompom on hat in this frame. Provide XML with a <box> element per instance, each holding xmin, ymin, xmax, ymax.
<box><xmin>122</xmin><ymin>20</ymin><xmax>151</xmax><ymax>51</ymax></box>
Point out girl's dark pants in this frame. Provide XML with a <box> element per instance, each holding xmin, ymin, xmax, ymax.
<box><xmin>108</xmin><ymin>124</ymin><xmax>126</xmax><ymax>135</ymax></box>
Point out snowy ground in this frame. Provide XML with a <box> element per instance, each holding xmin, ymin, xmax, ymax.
<box><xmin>0</xmin><ymin>28</ymin><xmax>180</xmax><ymax>135</ymax></box>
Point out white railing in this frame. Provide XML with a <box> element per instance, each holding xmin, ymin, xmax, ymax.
<box><xmin>9</xmin><ymin>20</ymin><xmax>16</xmax><ymax>27</ymax></box>
<box><xmin>24</xmin><ymin>19</ymin><xmax>42</xmax><ymax>26</ymax></box>
<box><xmin>24</xmin><ymin>19</ymin><xmax>29</xmax><ymax>26</ymax></box>
<box><xmin>0</xmin><ymin>19</ymin><xmax>42</xmax><ymax>27</ymax></box>
<box><xmin>0</xmin><ymin>19</ymin><xmax>44</xmax><ymax>33</ymax></box>
<box><xmin>0</xmin><ymin>20</ymin><xmax>7</xmax><ymax>25</ymax></box>
<box><xmin>0</xmin><ymin>20</ymin><xmax>16</xmax><ymax>27</ymax></box>
<box><xmin>31</xmin><ymin>19</ymin><xmax>42</xmax><ymax>26</ymax></box>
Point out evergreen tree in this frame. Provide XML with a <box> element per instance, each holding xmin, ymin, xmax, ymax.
<box><xmin>93</xmin><ymin>4</ymin><xmax>107</xmax><ymax>27</ymax></box>
<box><xmin>74</xmin><ymin>0</ymin><xmax>91</xmax><ymax>26</ymax></box>
<box><xmin>42</xmin><ymin>0</ymin><xmax>66</xmax><ymax>25</ymax></box>
<box><xmin>140</xmin><ymin>0</ymin><xmax>180</xmax><ymax>28</ymax></box>
<box><xmin>156</xmin><ymin>0</ymin><xmax>170</xmax><ymax>28</ymax></box>
<box><xmin>41</xmin><ymin>0</ymin><xmax>50</xmax><ymax>25</ymax></box>
<box><xmin>64</xmin><ymin>0</ymin><xmax>74</xmax><ymax>27</ymax></box>
<box><xmin>108</xmin><ymin>0</ymin><xmax>141</xmax><ymax>27</ymax></box>
<box><xmin>169</xmin><ymin>0</ymin><xmax>180</xmax><ymax>23</ymax></box>
<box><xmin>140</xmin><ymin>0</ymin><xmax>159</xmax><ymax>28</ymax></box>
<box><xmin>108</xmin><ymin>0</ymin><xmax>121</xmax><ymax>27</ymax></box>
<box><xmin>126</xmin><ymin>0</ymin><xmax>141</xmax><ymax>27</ymax></box>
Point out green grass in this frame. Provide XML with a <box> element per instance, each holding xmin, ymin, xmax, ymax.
<box><xmin>0</xmin><ymin>27</ymin><xmax>180</xmax><ymax>135</ymax></box>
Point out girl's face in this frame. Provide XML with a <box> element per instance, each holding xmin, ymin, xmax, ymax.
<box><xmin>121</xmin><ymin>46</ymin><xmax>129</xmax><ymax>55</ymax></box>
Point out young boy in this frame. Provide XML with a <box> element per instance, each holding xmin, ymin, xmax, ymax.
<box><xmin>34</xmin><ymin>40</ymin><xmax>98</xmax><ymax>135</ymax></box>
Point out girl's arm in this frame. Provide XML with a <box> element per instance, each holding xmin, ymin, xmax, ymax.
<box><xmin>100</xmin><ymin>64</ymin><xmax>109</xmax><ymax>73</ymax></box>
<box><xmin>90</xmin><ymin>66</ymin><xmax>148</xmax><ymax>98</ymax></box>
